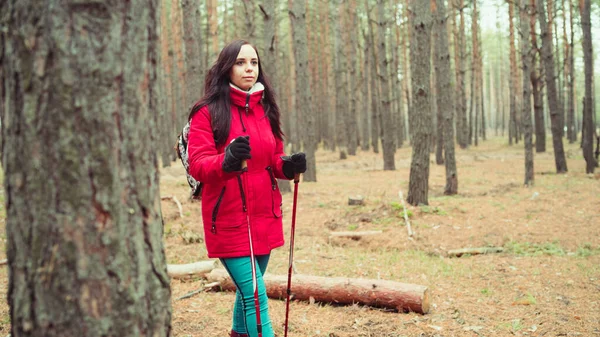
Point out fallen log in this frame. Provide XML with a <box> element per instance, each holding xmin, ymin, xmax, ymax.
<box><xmin>207</xmin><ymin>268</ymin><xmax>430</xmax><ymax>314</ymax></box>
<box><xmin>329</xmin><ymin>230</ymin><xmax>383</xmax><ymax>240</ymax></box>
<box><xmin>167</xmin><ymin>260</ymin><xmax>217</xmax><ymax>279</ymax></box>
<box><xmin>447</xmin><ymin>247</ymin><xmax>504</xmax><ymax>258</ymax></box>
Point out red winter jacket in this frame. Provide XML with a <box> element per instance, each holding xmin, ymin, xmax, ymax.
<box><xmin>187</xmin><ymin>83</ymin><xmax>288</xmax><ymax>258</ymax></box>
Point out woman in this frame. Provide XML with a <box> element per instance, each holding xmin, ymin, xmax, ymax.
<box><xmin>187</xmin><ymin>40</ymin><xmax>306</xmax><ymax>337</ymax></box>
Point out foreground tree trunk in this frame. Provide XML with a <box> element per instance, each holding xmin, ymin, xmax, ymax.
<box><xmin>407</xmin><ymin>0</ymin><xmax>432</xmax><ymax>206</ymax></box>
<box><xmin>290</xmin><ymin>0</ymin><xmax>317</xmax><ymax>181</ymax></box>
<box><xmin>207</xmin><ymin>269</ymin><xmax>430</xmax><ymax>314</ymax></box>
<box><xmin>537</xmin><ymin>0</ymin><xmax>568</xmax><ymax>173</ymax></box>
<box><xmin>434</xmin><ymin>0</ymin><xmax>458</xmax><ymax>195</ymax></box>
<box><xmin>520</xmin><ymin>0</ymin><xmax>535</xmax><ymax>185</ymax></box>
<box><xmin>580</xmin><ymin>0</ymin><xmax>596</xmax><ymax>173</ymax></box>
<box><xmin>1</xmin><ymin>1</ymin><xmax>172</xmax><ymax>336</ymax></box>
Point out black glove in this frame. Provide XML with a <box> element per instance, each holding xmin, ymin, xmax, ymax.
<box><xmin>282</xmin><ymin>152</ymin><xmax>307</xmax><ymax>179</ymax></box>
<box><xmin>222</xmin><ymin>136</ymin><xmax>251</xmax><ymax>172</ymax></box>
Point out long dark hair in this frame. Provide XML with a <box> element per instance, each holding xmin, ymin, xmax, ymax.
<box><xmin>189</xmin><ymin>40</ymin><xmax>284</xmax><ymax>146</ymax></box>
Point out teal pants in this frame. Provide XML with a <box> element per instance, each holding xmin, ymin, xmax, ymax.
<box><xmin>220</xmin><ymin>255</ymin><xmax>273</xmax><ymax>337</ymax></box>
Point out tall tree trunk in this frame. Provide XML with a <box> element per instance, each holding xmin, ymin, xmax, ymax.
<box><xmin>181</xmin><ymin>0</ymin><xmax>204</xmax><ymax>108</ymax></box>
<box><xmin>434</xmin><ymin>18</ymin><xmax>444</xmax><ymax>165</ymax></box>
<box><xmin>520</xmin><ymin>0</ymin><xmax>535</xmax><ymax>185</ymax></box>
<box><xmin>472</xmin><ymin>0</ymin><xmax>480</xmax><ymax>147</ymax></box>
<box><xmin>346</xmin><ymin>0</ymin><xmax>359</xmax><ymax>156</ymax></box>
<box><xmin>289</xmin><ymin>0</ymin><xmax>317</xmax><ymax>181</ymax></box>
<box><xmin>567</xmin><ymin>0</ymin><xmax>576</xmax><ymax>143</ymax></box>
<box><xmin>377</xmin><ymin>0</ymin><xmax>396</xmax><ymax>170</ymax></box>
<box><xmin>456</xmin><ymin>0</ymin><xmax>468</xmax><ymax>149</ymax></box>
<box><xmin>333</xmin><ymin>0</ymin><xmax>349</xmax><ymax>159</ymax></box>
<box><xmin>394</xmin><ymin>0</ymin><xmax>406</xmax><ymax>149</ymax></box>
<box><xmin>402</xmin><ymin>3</ymin><xmax>412</xmax><ymax>144</ymax></box>
<box><xmin>508</xmin><ymin>0</ymin><xmax>518</xmax><ymax>145</ymax></box>
<box><xmin>407</xmin><ymin>0</ymin><xmax>432</xmax><ymax>206</ymax></box>
<box><xmin>169</xmin><ymin>0</ymin><xmax>186</xmax><ymax>159</ymax></box>
<box><xmin>580</xmin><ymin>0</ymin><xmax>596</xmax><ymax>173</ymax></box>
<box><xmin>241</xmin><ymin>0</ymin><xmax>256</xmax><ymax>40</ymax></box>
<box><xmin>366</xmin><ymin>0</ymin><xmax>380</xmax><ymax>154</ymax></box>
<box><xmin>537</xmin><ymin>0</ymin><xmax>568</xmax><ymax>173</ymax></box>
<box><xmin>260</xmin><ymin>0</ymin><xmax>277</xmax><ymax>83</ymax></box>
<box><xmin>207</xmin><ymin>0</ymin><xmax>219</xmax><ymax>61</ymax></box>
<box><xmin>481</xmin><ymin>70</ymin><xmax>486</xmax><ymax>140</ymax></box>
<box><xmin>159</xmin><ymin>0</ymin><xmax>176</xmax><ymax>166</ymax></box>
<box><xmin>361</xmin><ymin>27</ymin><xmax>371</xmax><ymax>151</ymax></box>
<box><xmin>530</xmin><ymin>0</ymin><xmax>546</xmax><ymax>153</ymax></box>
<box><xmin>435</xmin><ymin>0</ymin><xmax>458</xmax><ymax>195</ymax></box>
<box><xmin>1</xmin><ymin>1</ymin><xmax>172</xmax><ymax>335</ymax></box>
<box><xmin>469</xmin><ymin>61</ymin><xmax>475</xmax><ymax>146</ymax></box>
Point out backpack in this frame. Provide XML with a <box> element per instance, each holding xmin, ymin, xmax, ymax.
<box><xmin>175</xmin><ymin>121</ymin><xmax>202</xmax><ymax>200</ymax></box>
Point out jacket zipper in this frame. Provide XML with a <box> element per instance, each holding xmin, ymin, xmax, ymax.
<box><xmin>211</xmin><ymin>186</ymin><xmax>227</xmax><ymax>234</ymax></box>
<box><xmin>266</xmin><ymin>166</ymin><xmax>281</xmax><ymax>218</ymax></box>
<box><xmin>237</xmin><ymin>176</ymin><xmax>247</xmax><ymax>212</ymax></box>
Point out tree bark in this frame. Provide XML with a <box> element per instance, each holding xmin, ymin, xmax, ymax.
<box><xmin>472</xmin><ymin>0</ymin><xmax>480</xmax><ymax>147</ymax></box>
<box><xmin>537</xmin><ymin>0</ymin><xmax>568</xmax><ymax>173</ymax></box>
<box><xmin>377</xmin><ymin>0</ymin><xmax>396</xmax><ymax>170</ymax></box>
<box><xmin>520</xmin><ymin>0</ymin><xmax>535</xmax><ymax>185</ymax></box>
<box><xmin>333</xmin><ymin>0</ymin><xmax>349</xmax><ymax>159</ymax></box>
<box><xmin>433</xmin><ymin>17</ymin><xmax>444</xmax><ymax>165</ymax></box>
<box><xmin>529</xmin><ymin>0</ymin><xmax>546</xmax><ymax>153</ymax></box>
<box><xmin>407</xmin><ymin>0</ymin><xmax>432</xmax><ymax>206</ymax></box>
<box><xmin>366</xmin><ymin>0</ymin><xmax>380</xmax><ymax>154</ymax></box>
<box><xmin>455</xmin><ymin>0</ymin><xmax>468</xmax><ymax>149</ymax></box>
<box><xmin>289</xmin><ymin>0</ymin><xmax>317</xmax><ymax>181</ymax></box>
<box><xmin>181</xmin><ymin>0</ymin><xmax>204</xmax><ymax>108</ymax></box>
<box><xmin>207</xmin><ymin>269</ymin><xmax>430</xmax><ymax>314</ymax></box>
<box><xmin>1</xmin><ymin>1</ymin><xmax>172</xmax><ymax>336</ymax></box>
<box><xmin>508</xmin><ymin>0</ymin><xmax>518</xmax><ymax>146</ymax></box>
<box><xmin>435</xmin><ymin>0</ymin><xmax>458</xmax><ymax>195</ymax></box>
<box><xmin>346</xmin><ymin>0</ymin><xmax>359</xmax><ymax>156</ymax></box>
<box><xmin>567</xmin><ymin>0</ymin><xmax>576</xmax><ymax>143</ymax></box>
<box><xmin>580</xmin><ymin>0</ymin><xmax>596</xmax><ymax>173</ymax></box>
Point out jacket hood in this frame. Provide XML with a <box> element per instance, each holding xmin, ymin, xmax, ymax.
<box><xmin>229</xmin><ymin>82</ymin><xmax>264</xmax><ymax>110</ymax></box>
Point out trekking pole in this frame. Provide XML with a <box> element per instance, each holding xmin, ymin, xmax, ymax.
<box><xmin>241</xmin><ymin>160</ymin><xmax>263</xmax><ymax>337</ymax></box>
<box><xmin>284</xmin><ymin>173</ymin><xmax>301</xmax><ymax>337</ymax></box>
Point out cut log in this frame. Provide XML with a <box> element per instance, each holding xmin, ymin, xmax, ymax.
<box><xmin>0</xmin><ymin>259</ymin><xmax>7</xmax><ymax>266</ymax></box>
<box><xmin>167</xmin><ymin>260</ymin><xmax>217</xmax><ymax>279</ymax></box>
<box><xmin>329</xmin><ymin>230</ymin><xmax>383</xmax><ymax>240</ymax></box>
<box><xmin>447</xmin><ymin>247</ymin><xmax>504</xmax><ymax>257</ymax></box>
<box><xmin>348</xmin><ymin>195</ymin><xmax>365</xmax><ymax>206</ymax></box>
<box><xmin>206</xmin><ymin>268</ymin><xmax>430</xmax><ymax>314</ymax></box>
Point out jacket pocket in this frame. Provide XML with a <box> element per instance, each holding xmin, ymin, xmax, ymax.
<box><xmin>266</xmin><ymin>166</ymin><xmax>282</xmax><ymax>218</ymax></box>
<box><xmin>211</xmin><ymin>186</ymin><xmax>227</xmax><ymax>234</ymax></box>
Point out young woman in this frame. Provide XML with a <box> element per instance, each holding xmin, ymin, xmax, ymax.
<box><xmin>187</xmin><ymin>40</ymin><xmax>306</xmax><ymax>337</ymax></box>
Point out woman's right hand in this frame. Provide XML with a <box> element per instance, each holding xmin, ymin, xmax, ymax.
<box><xmin>222</xmin><ymin>136</ymin><xmax>251</xmax><ymax>172</ymax></box>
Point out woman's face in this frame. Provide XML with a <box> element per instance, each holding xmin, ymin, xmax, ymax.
<box><xmin>229</xmin><ymin>44</ymin><xmax>259</xmax><ymax>90</ymax></box>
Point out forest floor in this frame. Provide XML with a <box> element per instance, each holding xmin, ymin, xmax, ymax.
<box><xmin>0</xmin><ymin>136</ymin><xmax>599</xmax><ymax>336</ymax></box>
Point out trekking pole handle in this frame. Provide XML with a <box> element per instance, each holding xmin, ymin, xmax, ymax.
<box><xmin>294</xmin><ymin>173</ymin><xmax>300</xmax><ymax>183</ymax></box>
<box><xmin>242</xmin><ymin>160</ymin><xmax>247</xmax><ymax>172</ymax></box>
